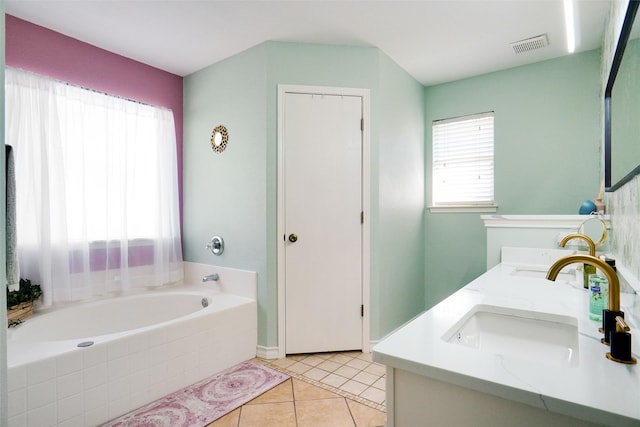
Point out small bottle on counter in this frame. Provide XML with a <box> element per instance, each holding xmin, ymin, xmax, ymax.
<box><xmin>583</xmin><ymin>264</ymin><xmax>596</xmax><ymax>289</ymax></box>
<box><xmin>588</xmin><ymin>257</ymin><xmax>616</xmax><ymax>321</ymax></box>
<box><xmin>589</xmin><ymin>274</ymin><xmax>607</xmax><ymax>321</ymax></box>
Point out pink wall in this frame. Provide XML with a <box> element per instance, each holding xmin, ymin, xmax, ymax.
<box><xmin>5</xmin><ymin>14</ymin><xmax>184</xmax><ymax>225</ymax></box>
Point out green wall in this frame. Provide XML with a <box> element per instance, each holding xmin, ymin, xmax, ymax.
<box><xmin>424</xmin><ymin>49</ymin><xmax>602</xmax><ymax>308</ymax></box>
<box><xmin>374</xmin><ymin>53</ymin><xmax>425</xmax><ymax>338</ymax></box>
<box><xmin>183</xmin><ymin>44</ymin><xmax>270</xmax><ymax>339</ymax></box>
<box><xmin>183</xmin><ymin>42</ymin><xmax>425</xmax><ymax>348</ymax></box>
<box><xmin>184</xmin><ymin>40</ymin><xmax>601</xmax><ymax>348</ymax></box>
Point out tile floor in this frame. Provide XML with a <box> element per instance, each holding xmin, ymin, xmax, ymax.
<box><xmin>207</xmin><ymin>377</ymin><xmax>385</xmax><ymax>427</ymax></box>
<box><xmin>208</xmin><ymin>351</ymin><xmax>387</xmax><ymax>426</ymax></box>
<box><xmin>261</xmin><ymin>351</ymin><xmax>386</xmax><ymax>410</ymax></box>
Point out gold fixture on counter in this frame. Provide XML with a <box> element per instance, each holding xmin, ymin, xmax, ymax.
<box><xmin>615</xmin><ymin>316</ymin><xmax>631</xmax><ymax>332</ymax></box>
<box><xmin>546</xmin><ymin>254</ymin><xmax>637</xmax><ymax>364</ymax></box>
<box><xmin>559</xmin><ymin>234</ymin><xmax>597</xmax><ymax>289</ymax></box>
<box><xmin>546</xmin><ymin>254</ymin><xmax>619</xmax><ymax>311</ymax></box>
<box><xmin>559</xmin><ymin>233</ymin><xmax>596</xmax><ymax>256</ymax></box>
<box><xmin>606</xmin><ymin>316</ymin><xmax>637</xmax><ymax>365</ymax></box>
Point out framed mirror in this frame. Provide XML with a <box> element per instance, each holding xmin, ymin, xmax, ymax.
<box><xmin>604</xmin><ymin>0</ymin><xmax>640</xmax><ymax>191</ymax></box>
<box><xmin>210</xmin><ymin>125</ymin><xmax>229</xmax><ymax>153</ymax></box>
<box><xmin>577</xmin><ymin>217</ymin><xmax>608</xmax><ymax>249</ymax></box>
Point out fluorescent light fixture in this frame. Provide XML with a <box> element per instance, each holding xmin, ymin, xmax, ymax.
<box><xmin>564</xmin><ymin>0</ymin><xmax>576</xmax><ymax>53</ymax></box>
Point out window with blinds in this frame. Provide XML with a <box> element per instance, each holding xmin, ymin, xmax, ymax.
<box><xmin>431</xmin><ymin>112</ymin><xmax>496</xmax><ymax>212</ymax></box>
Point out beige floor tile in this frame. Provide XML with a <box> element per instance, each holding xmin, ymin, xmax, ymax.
<box><xmin>334</xmin><ymin>365</ymin><xmax>360</xmax><ymax>379</ymax></box>
<box><xmin>339</xmin><ymin>379</ymin><xmax>368</xmax><ymax>396</ymax></box>
<box><xmin>296</xmin><ymin>398</ymin><xmax>355</xmax><ymax>427</ymax></box>
<box><xmin>329</xmin><ymin>353</ymin><xmax>355</xmax><ymax>365</ymax></box>
<box><xmin>363</xmin><ymin>363</ymin><xmax>386</xmax><ymax>376</ymax></box>
<box><xmin>292</xmin><ymin>377</ymin><xmax>341</xmax><ymax>401</ymax></box>
<box><xmin>371</xmin><ymin>377</ymin><xmax>385</xmax><ymax>391</ymax></box>
<box><xmin>275</xmin><ymin>352</ymin><xmax>387</xmax><ymax>413</ymax></box>
<box><xmin>346</xmin><ymin>399</ymin><xmax>386</xmax><ymax>427</ymax></box>
<box><xmin>287</xmin><ymin>361</ymin><xmax>313</xmax><ymax>374</ymax></box>
<box><xmin>356</xmin><ymin>352</ymin><xmax>373</xmax><ymax>362</ymax></box>
<box><xmin>321</xmin><ymin>373</ymin><xmax>349</xmax><ymax>388</ymax></box>
<box><xmin>246</xmin><ymin>379</ymin><xmax>293</xmax><ymax>404</ymax></box>
<box><xmin>318</xmin><ymin>359</ymin><xmax>342</xmax><ymax>372</ymax></box>
<box><xmin>288</xmin><ymin>354</ymin><xmax>308</xmax><ymax>361</ymax></box>
<box><xmin>303</xmin><ymin>367</ymin><xmax>330</xmax><ymax>381</ymax></box>
<box><xmin>352</xmin><ymin>370</ymin><xmax>379</xmax><ymax>386</ymax></box>
<box><xmin>343</xmin><ymin>351</ymin><xmax>364</xmax><ymax>358</ymax></box>
<box><xmin>206</xmin><ymin>407</ymin><xmax>240</xmax><ymax>427</ymax></box>
<box><xmin>359</xmin><ymin>387</ymin><xmax>386</xmax><ymax>404</ymax></box>
<box><xmin>238</xmin><ymin>401</ymin><xmax>297</xmax><ymax>427</ymax></box>
<box><xmin>270</xmin><ymin>358</ymin><xmax>297</xmax><ymax>369</ymax></box>
<box><xmin>313</xmin><ymin>352</ymin><xmax>335</xmax><ymax>360</ymax></box>
<box><xmin>301</xmin><ymin>355</ymin><xmax>324</xmax><ymax>367</ymax></box>
<box><xmin>346</xmin><ymin>358</ymin><xmax>370</xmax><ymax>370</ymax></box>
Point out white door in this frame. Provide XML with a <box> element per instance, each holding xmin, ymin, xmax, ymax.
<box><xmin>283</xmin><ymin>92</ymin><xmax>363</xmax><ymax>354</ymax></box>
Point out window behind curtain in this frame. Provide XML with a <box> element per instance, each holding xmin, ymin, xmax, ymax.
<box><xmin>431</xmin><ymin>112</ymin><xmax>496</xmax><ymax>212</ymax></box>
<box><xmin>5</xmin><ymin>68</ymin><xmax>183</xmax><ymax>304</ymax></box>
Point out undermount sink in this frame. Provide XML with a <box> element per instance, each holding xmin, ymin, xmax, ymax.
<box><xmin>510</xmin><ymin>266</ymin><xmax>577</xmax><ymax>282</ymax></box>
<box><xmin>443</xmin><ymin>304</ymin><xmax>580</xmax><ymax>368</ymax></box>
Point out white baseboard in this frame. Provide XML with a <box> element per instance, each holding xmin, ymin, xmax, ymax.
<box><xmin>256</xmin><ymin>345</ymin><xmax>280</xmax><ymax>360</ymax></box>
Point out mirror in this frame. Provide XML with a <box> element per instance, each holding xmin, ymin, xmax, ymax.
<box><xmin>605</xmin><ymin>1</ymin><xmax>640</xmax><ymax>191</ymax></box>
<box><xmin>210</xmin><ymin>125</ymin><xmax>229</xmax><ymax>153</ymax></box>
<box><xmin>577</xmin><ymin>217</ymin><xmax>607</xmax><ymax>249</ymax></box>
<box><xmin>213</xmin><ymin>132</ymin><xmax>223</xmax><ymax>146</ymax></box>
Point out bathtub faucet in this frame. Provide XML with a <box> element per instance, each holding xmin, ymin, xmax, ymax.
<box><xmin>202</xmin><ymin>273</ymin><xmax>220</xmax><ymax>282</ymax></box>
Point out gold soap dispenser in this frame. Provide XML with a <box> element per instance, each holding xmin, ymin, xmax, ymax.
<box><xmin>559</xmin><ymin>233</ymin><xmax>596</xmax><ymax>288</ymax></box>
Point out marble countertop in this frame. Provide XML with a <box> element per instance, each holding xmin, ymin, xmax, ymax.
<box><xmin>373</xmin><ymin>263</ymin><xmax>640</xmax><ymax>427</ymax></box>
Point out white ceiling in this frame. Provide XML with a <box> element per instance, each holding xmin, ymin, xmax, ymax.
<box><xmin>5</xmin><ymin>0</ymin><xmax>612</xmax><ymax>86</ymax></box>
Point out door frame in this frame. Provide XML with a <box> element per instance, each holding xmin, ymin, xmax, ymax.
<box><xmin>277</xmin><ymin>84</ymin><xmax>371</xmax><ymax>358</ymax></box>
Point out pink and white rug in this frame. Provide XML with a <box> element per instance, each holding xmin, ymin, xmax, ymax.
<box><xmin>102</xmin><ymin>361</ymin><xmax>289</xmax><ymax>427</ymax></box>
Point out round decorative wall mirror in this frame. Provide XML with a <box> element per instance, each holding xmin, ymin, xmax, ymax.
<box><xmin>210</xmin><ymin>125</ymin><xmax>228</xmax><ymax>153</ymax></box>
<box><xmin>578</xmin><ymin>217</ymin><xmax>607</xmax><ymax>248</ymax></box>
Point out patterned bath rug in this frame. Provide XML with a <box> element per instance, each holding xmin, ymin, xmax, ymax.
<box><xmin>102</xmin><ymin>360</ymin><xmax>289</xmax><ymax>427</ymax></box>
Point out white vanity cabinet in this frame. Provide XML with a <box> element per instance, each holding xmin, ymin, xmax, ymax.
<box><xmin>373</xmin><ymin>263</ymin><xmax>640</xmax><ymax>427</ymax></box>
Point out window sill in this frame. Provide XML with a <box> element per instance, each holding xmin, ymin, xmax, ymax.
<box><xmin>428</xmin><ymin>205</ymin><xmax>498</xmax><ymax>213</ymax></box>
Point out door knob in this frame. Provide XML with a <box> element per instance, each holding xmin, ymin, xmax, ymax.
<box><xmin>288</xmin><ymin>234</ymin><xmax>298</xmax><ymax>243</ymax></box>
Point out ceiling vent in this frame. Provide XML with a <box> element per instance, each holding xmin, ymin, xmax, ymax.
<box><xmin>510</xmin><ymin>34</ymin><xmax>549</xmax><ymax>54</ymax></box>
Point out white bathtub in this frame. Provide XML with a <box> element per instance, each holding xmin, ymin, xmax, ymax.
<box><xmin>6</xmin><ymin>263</ymin><xmax>258</xmax><ymax>427</ymax></box>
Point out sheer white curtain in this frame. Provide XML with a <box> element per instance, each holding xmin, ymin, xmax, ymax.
<box><xmin>5</xmin><ymin>68</ymin><xmax>183</xmax><ymax>305</ymax></box>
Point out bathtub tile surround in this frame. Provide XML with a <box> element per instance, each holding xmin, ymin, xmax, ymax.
<box><xmin>103</xmin><ymin>361</ymin><xmax>288</xmax><ymax>426</ymax></box>
<box><xmin>7</xmin><ymin>264</ymin><xmax>258</xmax><ymax>426</ymax></box>
<box><xmin>183</xmin><ymin>262</ymin><xmax>257</xmax><ymax>300</ymax></box>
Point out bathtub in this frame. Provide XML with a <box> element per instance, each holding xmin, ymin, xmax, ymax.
<box><xmin>6</xmin><ymin>263</ymin><xmax>258</xmax><ymax>427</ymax></box>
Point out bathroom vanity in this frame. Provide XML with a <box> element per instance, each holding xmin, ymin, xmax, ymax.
<box><xmin>373</xmin><ymin>255</ymin><xmax>640</xmax><ymax>427</ymax></box>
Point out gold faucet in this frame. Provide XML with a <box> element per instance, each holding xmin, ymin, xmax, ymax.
<box><xmin>548</xmin><ymin>255</ymin><xmax>636</xmax><ymax>364</ymax></box>
<box><xmin>546</xmin><ymin>254</ymin><xmax>619</xmax><ymax>311</ymax></box>
<box><xmin>559</xmin><ymin>234</ymin><xmax>596</xmax><ymax>288</ymax></box>
<box><xmin>559</xmin><ymin>233</ymin><xmax>596</xmax><ymax>256</ymax></box>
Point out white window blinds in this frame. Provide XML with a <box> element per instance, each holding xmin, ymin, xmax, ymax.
<box><xmin>432</xmin><ymin>112</ymin><xmax>495</xmax><ymax>208</ymax></box>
